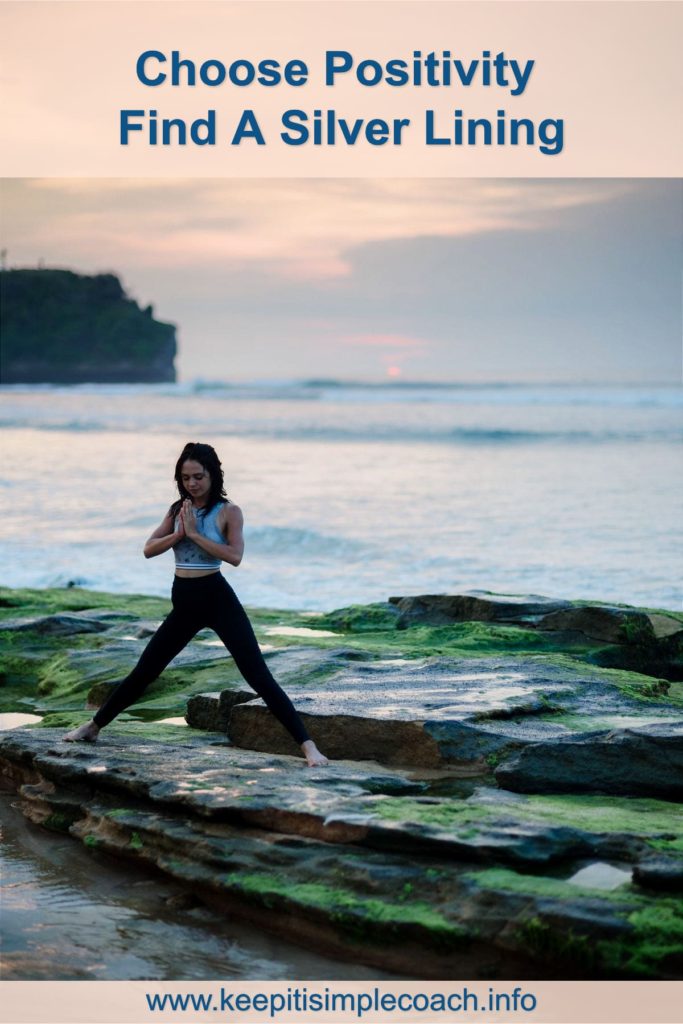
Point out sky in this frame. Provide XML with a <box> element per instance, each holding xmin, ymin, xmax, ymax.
<box><xmin>1</xmin><ymin>178</ymin><xmax>681</xmax><ymax>383</ymax></box>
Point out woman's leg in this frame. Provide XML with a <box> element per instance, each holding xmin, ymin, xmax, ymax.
<box><xmin>206</xmin><ymin>578</ymin><xmax>312</xmax><ymax>746</ymax></box>
<box><xmin>92</xmin><ymin>607</ymin><xmax>202</xmax><ymax>728</ymax></box>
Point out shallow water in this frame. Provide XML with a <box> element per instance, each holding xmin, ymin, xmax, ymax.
<box><xmin>0</xmin><ymin>713</ymin><xmax>43</xmax><ymax>729</ymax></box>
<box><xmin>0</xmin><ymin>794</ymin><xmax>400</xmax><ymax>981</ymax></box>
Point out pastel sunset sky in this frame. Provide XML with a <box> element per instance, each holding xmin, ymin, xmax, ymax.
<box><xmin>2</xmin><ymin>177</ymin><xmax>680</xmax><ymax>382</ymax></box>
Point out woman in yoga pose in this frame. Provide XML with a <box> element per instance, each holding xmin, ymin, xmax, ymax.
<box><xmin>64</xmin><ymin>442</ymin><xmax>328</xmax><ymax>767</ymax></box>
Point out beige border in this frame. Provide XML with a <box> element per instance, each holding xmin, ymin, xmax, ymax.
<box><xmin>1</xmin><ymin>1</ymin><xmax>681</xmax><ymax>176</ymax></box>
<box><xmin>1</xmin><ymin>4</ymin><xmax>681</xmax><ymax>1023</ymax></box>
<box><xmin>1</xmin><ymin>980</ymin><xmax>683</xmax><ymax>1024</ymax></box>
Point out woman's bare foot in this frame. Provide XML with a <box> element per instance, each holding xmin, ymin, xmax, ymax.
<box><xmin>64</xmin><ymin>720</ymin><xmax>100</xmax><ymax>743</ymax></box>
<box><xmin>301</xmin><ymin>739</ymin><xmax>329</xmax><ymax>767</ymax></box>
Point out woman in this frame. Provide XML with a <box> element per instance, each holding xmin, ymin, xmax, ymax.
<box><xmin>64</xmin><ymin>442</ymin><xmax>328</xmax><ymax>767</ymax></box>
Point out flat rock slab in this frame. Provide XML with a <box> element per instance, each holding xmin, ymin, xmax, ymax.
<box><xmin>227</xmin><ymin>656</ymin><xmax>679</xmax><ymax>768</ymax></box>
<box><xmin>64</xmin><ymin>799</ymin><xmax>647</xmax><ymax>979</ymax></box>
<box><xmin>182</xmin><ymin>648</ymin><xmax>375</xmax><ymax>731</ymax></box>
<box><xmin>2</xmin><ymin>728</ymin><xmax>680</xmax><ymax>979</ymax></box>
<box><xmin>262</xmin><ymin>645</ymin><xmax>374</xmax><ymax>678</ymax></box>
<box><xmin>495</xmin><ymin>722</ymin><xmax>683</xmax><ymax>800</ymax></box>
<box><xmin>0</xmin><ymin>727</ymin><xmax>422</xmax><ymax>830</ymax></box>
<box><xmin>3</xmin><ymin>729</ymin><xmax>678</xmax><ymax>869</ymax></box>
<box><xmin>43</xmin><ymin>631</ymin><xmax>297</xmax><ymax>709</ymax></box>
<box><xmin>45</xmin><ymin>641</ymin><xmax>364</xmax><ymax>713</ymax></box>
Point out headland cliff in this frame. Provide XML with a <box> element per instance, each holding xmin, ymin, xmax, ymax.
<box><xmin>0</xmin><ymin>269</ymin><xmax>176</xmax><ymax>384</ymax></box>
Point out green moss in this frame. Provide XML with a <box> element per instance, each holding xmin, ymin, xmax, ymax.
<box><xmin>371</xmin><ymin>793</ymin><xmax>682</xmax><ymax>842</ymax></box>
<box><xmin>4</xmin><ymin>587</ymin><xmax>679</xmax><ymax>683</ymax></box>
<box><xmin>588</xmin><ymin>898</ymin><xmax>683</xmax><ymax>978</ymax></box>
<box><xmin>0</xmin><ymin>687</ymin><xmax>41</xmax><ymax>714</ymax></box>
<box><xmin>99</xmin><ymin>720</ymin><xmax>191</xmax><ymax>741</ymax></box>
<box><xmin>469</xmin><ymin>866</ymin><xmax>683</xmax><ymax>975</ymax></box>
<box><xmin>647</xmin><ymin>837</ymin><xmax>683</xmax><ymax>855</ymax></box>
<box><xmin>373</xmin><ymin>797</ymin><xmax>480</xmax><ymax>829</ymax></box>
<box><xmin>27</xmin><ymin>646</ymin><xmax>238</xmax><ymax>718</ymax></box>
<box><xmin>0</xmin><ymin>639</ymin><xmax>45</xmax><ymax>687</ymax></box>
<box><xmin>37</xmin><ymin>711</ymin><xmax>92</xmax><ymax>729</ymax></box>
<box><xmin>469</xmin><ymin>867</ymin><xmax>637</xmax><ymax>904</ymax></box>
<box><xmin>0</xmin><ymin>625</ymin><xmax>107</xmax><ymax>705</ymax></box>
<box><xmin>36</xmin><ymin>654</ymin><xmax>83</xmax><ymax>697</ymax></box>
<box><xmin>316</xmin><ymin>603</ymin><xmax>400</xmax><ymax>633</ymax></box>
<box><xmin>628</xmin><ymin>902</ymin><xmax>683</xmax><ymax>942</ymax></box>
<box><xmin>0</xmin><ymin>586</ymin><xmax>170</xmax><ymax>623</ymax></box>
<box><xmin>390</xmin><ymin>621</ymin><xmax>570</xmax><ymax>658</ymax></box>
<box><xmin>619</xmin><ymin>620</ymin><xmax>655</xmax><ymax>645</ymax></box>
<box><xmin>129</xmin><ymin>831</ymin><xmax>143</xmax><ymax>851</ymax></box>
<box><xmin>610</xmin><ymin>676</ymin><xmax>676</xmax><ymax>705</ymax></box>
<box><xmin>220</xmin><ymin>873</ymin><xmax>466</xmax><ymax>948</ymax></box>
<box><xmin>517</xmin><ymin>916</ymin><xmax>597</xmax><ymax>970</ymax></box>
<box><xmin>485</xmin><ymin>751</ymin><xmax>506</xmax><ymax>769</ymax></box>
<box><xmin>3</xmin><ymin>585</ymin><xmax>681</xmax><ymax>730</ymax></box>
<box><xmin>621</xmin><ymin>903</ymin><xmax>683</xmax><ymax>974</ymax></box>
<box><xmin>516</xmin><ymin>910</ymin><xmax>681</xmax><ymax>979</ymax></box>
<box><xmin>83</xmin><ymin>834</ymin><xmax>100</xmax><ymax>847</ymax></box>
<box><xmin>517</xmin><ymin>794</ymin><xmax>683</xmax><ymax>836</ymax></box>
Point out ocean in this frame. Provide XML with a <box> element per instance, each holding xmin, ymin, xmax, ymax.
<box><xmin>1</xmin><ymin>381</ymin><xmax>681</xmax><ymax>611</ymax></box>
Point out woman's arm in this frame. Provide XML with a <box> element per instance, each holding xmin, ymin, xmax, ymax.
<box><xmin>143</xmin><ymin>511</ymin><xmax>184</xmax><ymax>559</ymax></box>
<box><xmin>181</xmin><ymin>501</ymin><xmax>244</xmax><ymax>567</ymax></box>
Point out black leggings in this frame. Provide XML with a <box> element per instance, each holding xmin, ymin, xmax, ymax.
<box><xmin>93</xmin><ymin>573</ymin><xmax>311</xmax><ymax>745</ymax></box>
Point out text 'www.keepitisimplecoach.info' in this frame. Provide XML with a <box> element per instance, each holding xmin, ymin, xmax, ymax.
<box><xmin>144</xmin><ymin>984</ymin><xmax>539</xmax><ymax>1017</ymax></box>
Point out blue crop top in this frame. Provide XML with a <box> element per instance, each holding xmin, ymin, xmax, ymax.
<box><xmin>173</xmin><ymin>501</ymin><xmax>227</xmax><ymax>570</ymax></box>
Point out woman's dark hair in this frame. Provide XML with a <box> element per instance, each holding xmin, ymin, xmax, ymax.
<box><xmin>169</xmin><ymin>442</ymin><xmax>227</xmax><ymax>518</ymax></box>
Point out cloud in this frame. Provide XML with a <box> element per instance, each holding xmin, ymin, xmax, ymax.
<box><xmin>7</xmin><ymin>178</ymin><xmax>634</xmax><ymax>283</ymax></box>
<box><xmin>4</xmin><ymin>178</ymin><xmax>677</xmax><ymax>383</ymax></box>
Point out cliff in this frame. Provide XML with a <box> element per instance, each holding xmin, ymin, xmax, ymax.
<box><xmin>0</xmin><ymin>269</ymin><xmax>176</xmax><ymax>384</ymax></box>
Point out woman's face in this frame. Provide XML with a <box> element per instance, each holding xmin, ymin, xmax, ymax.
<box><xmin>180</xmin><ymin>459</ymin><xmax>212</xmax><ymax>504</ymax></box>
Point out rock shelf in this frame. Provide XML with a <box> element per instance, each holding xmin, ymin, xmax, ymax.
<box><xmin>1</xmin><ymin>585</ymin><xmax>681</xmax><ymax>978</ymax></box>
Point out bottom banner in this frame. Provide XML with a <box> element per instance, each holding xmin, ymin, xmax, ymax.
<box><xmin>1</xmin><ymin>980</ymin><xmax>682</xmax><ymax>1024</ymax></box>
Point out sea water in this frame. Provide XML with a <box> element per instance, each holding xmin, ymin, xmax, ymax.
<box><xmin>0</xmin><ymin>381</ymin><xmax>681</xmax><ymax>611</ymax></box>
<box><xmin>0</xmin><ymin>793</ymin><xmax>399</xmax><ymax>980</ymax></box>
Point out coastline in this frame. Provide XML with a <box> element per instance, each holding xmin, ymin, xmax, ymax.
<box><xmin>1</xmin><ymin>584</ymin><xmax>681</xmax><ymax>979</ymax></box>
